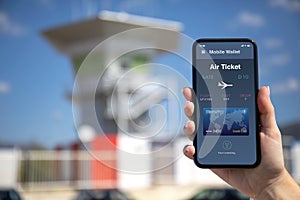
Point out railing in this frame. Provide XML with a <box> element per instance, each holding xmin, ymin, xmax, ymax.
<box><xmin>18</xmin><ymin>150</ymin><xmax>118</xmax><ymax>190</ymax></box>
<box><xmin>16</xmin><ymin>139</ymin><xmax>300</xmax><ymax>191</ymax></box>
<box><xmin>17</xmin><ymin>149</ymin><xmax>175</xmax><ymax>191</ymax></box>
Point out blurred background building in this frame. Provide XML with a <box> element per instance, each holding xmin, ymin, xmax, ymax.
<box><xmin>41</xmin><ymin>10</ymin><xmax>185</xmax><ymax>190</ymax></box>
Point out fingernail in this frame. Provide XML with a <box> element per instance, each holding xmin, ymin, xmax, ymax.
<box><xmin>183</xmin><ymin>123</ymin><xmax>188</xmax><ymax>130</ymax></box>
<box><xmin>266</xmin><ymin>86</ymin><xmax>270</xmax><ymax>96</ymax></box>
<box><xmin>183</xmin><ymin>145</ymin><xmax>194</xmax><ymax>159</ymax></box>
<box><xmin>185</xmin><ymin>101</ymin><xmax>191</xmax><ymax>106</ymax></box>
<box><xmin>183</xmin><ymin>148</ymin><xmax>188</xmax><ymax>154</ymax></box>
<box><xmin>182</xmin><ymin>87</ymin><xmax>188</xmax><ymax>93</ymax></box>
<box><xmin>183</xmin><ymin>145</ymin><xmax>190</xmax><ymax>153</ymax></box>
<box><xmin>184</xmin><ymin>121</ymin><xmax>191</xmax><ymax>129</ymax></box>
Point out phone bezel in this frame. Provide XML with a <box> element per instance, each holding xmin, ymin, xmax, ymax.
<box><xmin>192</xmin><ymin>38</ymin><xmax>261</xmax><ymax>168</ymax></box>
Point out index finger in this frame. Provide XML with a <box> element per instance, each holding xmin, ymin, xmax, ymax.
<box><xmin>182</xmin><ymin>87</ymin><xmax>193</xmax><ymax>101</ymax></box>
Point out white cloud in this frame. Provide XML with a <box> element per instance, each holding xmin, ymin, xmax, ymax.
<box><xmin>237</xmin><ymin>11</ymin><xmax>265</xmax><ymax>28</ymax></box>
<box><xmin>271</xmin><ymin>77</ymin><xmax>300</xmax><ymax>94</ymax></box>
<box><xmin>118</xmin><ymin>0</ymin><xmax>160</xmax><ymax>15</ymax></box>
<box><xmin>119</xmin><ymin>0</ymin><xmax>150</xmax><ymax>11</ymax></box>
<box><xmin>0</xmin><ymin>11</ymin><xmax>27</xmax><ymax>36</ymax></box>
<box><xmin>37</xmin><ymin>0</ymin><xmax>55</xmax><ymax>9</ymax></box>
<box><xmin>51</xmin><ymin>110</ymin><xmax>63</xmax><ymax>121</ymax></box>
<box><xmin>262</xmin><ymin>38</ymin><xmax>283</xmax><ymax>49</ymax></box>
<box><xmin>270</xmin><ymin>53</ymin><xmax>291</xmax><ymax>65</ymax></box>
<box><xmin>264</xmin><ymin>52</ymin><xmax>291</xmax><ymax>67</ymax></box>
<box><xmin>270</xmin><ymin>0</ymin><xmax>300</xmax><ymax>12</ymax></box>
<box><xmin>0</xmin><ymin>81</ymin><xmax>11</xmax><ymax>94</ymax></box>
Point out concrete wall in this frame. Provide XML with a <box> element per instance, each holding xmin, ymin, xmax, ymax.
<box><xmin>291</xmin><ymin>141</ymin><xmax>300</xmax><ymax>183</ymax></box>
<box><xmin>0</xmin><ymin>148</ymin><xmax>19</xmax><ymax>188</ymax></box>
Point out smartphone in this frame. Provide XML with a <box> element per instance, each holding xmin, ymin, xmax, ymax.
<box><xmin>192</xmin><ymin>38</ymin><xmax>260</xmax><ymax>168</ymax></box>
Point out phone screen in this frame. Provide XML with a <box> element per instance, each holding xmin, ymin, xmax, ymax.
<box><xmin>192</xmin><ymin>38</ymin><xmax>260</xmax><ymax>167</ymax></box>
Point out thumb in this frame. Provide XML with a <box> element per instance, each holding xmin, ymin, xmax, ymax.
<box><xmin>257</xmin><ymin>86</ymin><xmax>280</xmax><ymax>136</ymax></box>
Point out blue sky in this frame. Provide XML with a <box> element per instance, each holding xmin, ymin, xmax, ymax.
<box><xmin>0</xmin><ymin>0</ymin><xmax>300</xmax><ymax>148</ymax></box>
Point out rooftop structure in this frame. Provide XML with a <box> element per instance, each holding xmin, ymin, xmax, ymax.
<box><xmin>43</xmin><ymin>11</ymin><xmax>183</xmax><ymax>137</ymax></box>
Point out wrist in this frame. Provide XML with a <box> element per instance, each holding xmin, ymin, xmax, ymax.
<box><xmin>255</xmin><ymin>169</ymin><xmax>300</xmax><ymax>200</ymax></box>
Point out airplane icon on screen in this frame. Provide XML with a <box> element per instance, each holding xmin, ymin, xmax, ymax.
<box><xmin>218</xmin><ymin>81</ymin><xmax>233</xmax><ymax>89</ymax></box>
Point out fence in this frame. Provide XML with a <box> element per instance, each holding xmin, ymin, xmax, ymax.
<box><xmin>17</xmin><ymin>149</ymin><xmax>175</xmax><ymax>191</ymax></box>
<box><xmin>18</xmin><ymin>150</ymin><xmax>118</xmax><ymax>190</ymax></box>
<box><xmin>13</xmin><ymin>138</ymin><xmax>300</xmax><ymax>191</ymax></box>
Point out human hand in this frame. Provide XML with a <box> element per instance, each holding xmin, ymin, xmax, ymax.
<box><xmin>182</xmin><ymin>86</ymin><xmax>300</xmax><ymax>199</ymax></box>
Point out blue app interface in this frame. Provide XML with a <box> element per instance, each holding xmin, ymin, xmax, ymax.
<box><xmin>194</xmin><ymin>40</ymin><xmax>258</xmax><ymax>165</ymax></box>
